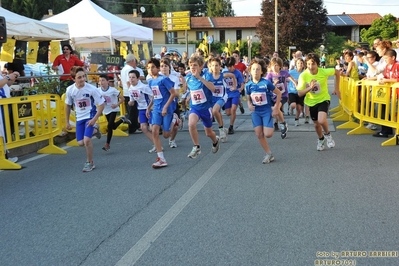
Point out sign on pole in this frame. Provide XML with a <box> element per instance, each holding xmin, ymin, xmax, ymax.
<box><xmin>162</xmin><ymin>11</ymin><xmax>191</xmax><ymax>31</ymax></box>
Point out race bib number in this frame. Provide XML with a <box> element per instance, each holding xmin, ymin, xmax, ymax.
<box><xmin>131</xmin><ymin>89</ymin><xmax>141</xmax><ymax>99</ymax></box>
<box><xmin>309</xmin><ymin>82</ymin><xmax>321</xmax><ymax>94</ymax></box>
<box><xmin>213</xmin><ymin>85</ymin><xmax>224</xmax><ymax>97</ymax></box>
<box><xmin>151</xmin><ymin>86</ymin><xmax>163</xmax><ymax>100</ymax></box>
<box><xmin>103</xmin><ymin>96</ymin><xmax>112</xmax><ymax>104</ymax></box>
<box><xmin>226</xmin><ymin>78</ymin><xmax>234</xmax><ymax>89</ymax></box>
<box><xmin>251</xmin><ymin>92</ymin><xmax>268</xmax><ymax>106</ymax></box>
<box><xmin>190</xmin><ymin>89</ymin><xmax>207</xmax><ymax>105</ymax></box>
<box><xmin>75</xmin><ymin>99</ymin><xmax>91</xmax><ymax>110</ymax></box>
<box><xmin>276</xmin><ymin>83</ymin><xmax>285</xmax><ymax>93</ymax></box>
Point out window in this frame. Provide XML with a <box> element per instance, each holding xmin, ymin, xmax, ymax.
<box><xmin>196</xmin><ymin>31</ymin><xmax>208</xmax><ymax>41</ymax></box>
<box><xmin>236</xmin><ymin>30</ymin><xmax>242</xmax><ymax>42</ymax></box>
<box><xmin>166</xmin><ymin>32</ymin><xmax>178</xmax><ymax>44</ymax></box>
<box><xmin>220</xmin><ymin>30</ymin><xmax>225</xmax><ymax>43</ymax></box>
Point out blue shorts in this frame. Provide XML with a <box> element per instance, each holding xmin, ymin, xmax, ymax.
<box><xmin>213</xmin><ymin>98</ymin><xmax>226</xmax><ymax>108</ymax></box>
<box><xmin>190</xmin><ymin>107</ymin><xmax>213</xmax><ymax>128</ymax></box>
<box><xmin>251</xmin><ymin>109</ymin><xmax>273</xmax><ymax>128</ymax></box>
<box><xmin>139</xmin><ymin>109</ymin><xmax>151</xmax><ymax>124</ymax></box>
<box><xmin>151</xmin><ymin>111</ymin><xmax>173</xmax><ymax>132</ymax></box>
<box><xmin>76</xmin><ymin>118</ymin><xmax>95</xmax><ymax>141</ymax></box>
<box><xmin>224</xmin><ymin>96</ymin><xmax>240</xmax><ymax>109</ymax></box>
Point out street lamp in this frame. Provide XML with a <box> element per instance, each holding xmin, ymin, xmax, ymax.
<box><xmin>247</xmin><ymin>35</ymin><xmax>252</xmax><ymax>62</ymax></box>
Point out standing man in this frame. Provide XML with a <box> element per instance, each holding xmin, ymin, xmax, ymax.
<box><xmin>120</xmin><ymin>54</ymin><xmax>144</xmax><ymax>134</ymax></box>
<box><xmin>160</xmin><ymin>46</ymin><xmax>167</xmax><ymax>58</ymax></box>
<box><xmin>289</xmin><ymin>50</ymin><xmax>303</xmax><ymax>70</ymax></box>
<box><xmin>52</xmin><ymin>44</ymin><xmax>86</xmax><ymax>92</ymax></box>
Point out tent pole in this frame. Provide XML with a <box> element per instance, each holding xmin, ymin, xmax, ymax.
<box><xmin>109</xmin><ymin>36</ymin><xmax>114</xmax><ymax>55</ymax></box>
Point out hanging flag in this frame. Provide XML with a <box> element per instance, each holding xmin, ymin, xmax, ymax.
<box><xmin>202</xmin><ymin>33</ymin><xmax>207</xmax><ymax>45</ymax></box>
<box><xmin>27</xmin><ymin>41</ymin><xmax>39</xmax><ymax>64</ymax></box>
<box><xmin>223</xmin><ymin>39</ymin><xmax>231</xmax><ymax>57</ymax></box>
<box><xmin>0</xmin><ymin>38</ymin><xmax>16</xmax><ymax>62</ymax></box>
<box><xmin>235</xmin><ymin>39</ymin><xmax>241</xmax><ymax>52</ymax></box>
<box><xmin>132</xmin><ymin>44</ymin><xmax>139</xmax><ymax>61</ymax></box>
<box><xmin>138</xmin><ymin>44</ymin><xmax>144</xmax><ymax>62</ymax></box>
<box><xmin>142</xmin><ymin>42</ymin><xmax>150</xmax><ymax>61</ymax></box>
<box><xmin>50</xmin><ymin>41</ymin><xmax>60</xmax><ymax>63</ymax></box>
<box><xmin>120</xmin><ymin>41</ymin><xmax>128</xmax><ymax>58</ymax></box>
<box><xmin>114</xmin><ymin>39</ymin><xmax>121</xmax><ymax>56</ymax></box>
<box><xmin>37</xmin><ymin>41</ymin><xmax>49</xmax><ymax>63</ymax></box>
<box><xmin>14</xmin><ymin>40</ymin><xmax>27</xmax><ymax>63</ymax></box>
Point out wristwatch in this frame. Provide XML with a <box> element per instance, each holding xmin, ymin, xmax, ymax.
<box><xmin>5</xmin><ymin>75</ymin><xmax>10</xmax><ymax>81</ymax></box>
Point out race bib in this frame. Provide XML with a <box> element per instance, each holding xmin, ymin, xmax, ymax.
<box><xmin>276</xmin><ymin>83</ymin><xmax>285</xmax><ymax>93</ymax></box>
<box><xmin>309</xmin><ymin>82</ymin><xmax>321</xmax><ymax>94</ymax></box>
<box><xmin>131</xmin><ymin>89</ymin><xmax>141</xmax><ymax>99</ymax></box>
<box><xmin>103</xmin><ymin>96</ymin><xmax>112</xmax><ymax>105</ymax></box>
<box><xmin>251</xmin><ymin>92</ymin><xmax>268</xmax><ymax>106</ymax></box>
<box><xmin>213</xmin><ymin>85</ymin><xmax>224</xmax><ymax>97</ymax></box>
<box><xmin>226</xmin><ymin>78</ymin><xmax>234</xmax><ymax>89</ymax></box>
<box><xmin>75</xmin><ymin>99</ymin><xmax>91</xmax><ymax>110</ymax></box>
<box><xmin>151</xmin><ymin>86</ymin><xmax>163</xmax><ymax>100</ymax></box>
<box><xmin>190</xmin><ymin>89</ymin><xmax>207</xmax><ymax>105</ymax></box>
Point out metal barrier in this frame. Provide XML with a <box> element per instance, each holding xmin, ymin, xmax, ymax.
<box><xmin>0</xmin><ymin>94</ymin><xmax>67</xmax><ymax>170</ymax></box>
<box><xmin>334</xmin><ymin>76</ymin><xmax>399</xmax><ymax>146</ymax></box>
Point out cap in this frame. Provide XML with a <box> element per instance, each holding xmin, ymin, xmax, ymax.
<box><xmin>154</xmin><ymin>54</ymin><xmax>161</xmax><ymax>60</ymax></box>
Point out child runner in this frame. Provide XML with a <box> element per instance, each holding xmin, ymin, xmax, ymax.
<box><xmin>65</xmin><ymin>67</ymin><xmax>105</xmax><ymax>172</ymax></box>
<box><xmin>208</xmin><ymin>57</ymin><xmax>237</xmax><ymax>142</ymax></box>
<box><xmin>127</xmin><ymin>70</ymin><xmax>155</xmax><ymax>151</ymax></box>
<box><xmin>265</xmin><ymin>57</ymin><xmax>293</xmax><ymax>138</ymax></box>
<box><xmin>288</xmin><ymin>58</ymin><xmax>305</xmax><ymax>126</ymax></box>
<box><xmin>297</xmin><ymin>52</ymin><xmax>340</xmax><ymax>151</ymax></box>
<box><xmin>146</xmin><ymin>58</ymin><xmax>178</xmax><ymax>168</ymax></box>
<box><xmin>246</xmin><ymin>59</ymin><xmax>282</xmax><ymax>164</ymax></box>
<box><xmin>186</xmin><ymin>55</ymin><xmax>221</xmax><ymax>159</ymax></box>
<box><xmin>98</xmin><ymin>74</ymin><xmax>131</xmax><ymax>151</ymax></box>
<box><xmin>223</xmin><ymin>57</ymin><xmax>244</xmax><ymax>135</ymax></box>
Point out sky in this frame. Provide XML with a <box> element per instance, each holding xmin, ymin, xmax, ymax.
<box><xmin>232</xmin><ymin>0</ymin><xmax>399</xmax><ymax>17</ymax></box>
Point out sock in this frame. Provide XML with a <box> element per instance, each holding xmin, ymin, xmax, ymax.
<box><xmin>319</xmin><ymin>137</ymin><xmax>325</xmax><ymax>141</ymax></box>
<box><xmin>157</xmin><ymin>152</ymin><xmax>165</xmax><ymax>160</ymax></box>
<box><xmin>325</xmin><ymin>132</ymin><xmax>330</xmax><ymax>136</ymax></box>
<box><xmin>196</xmin><ymin>145</ymin><xmax>200</xmax><ymax>149</ymax></box>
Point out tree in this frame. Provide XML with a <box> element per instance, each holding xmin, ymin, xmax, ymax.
<box><xmin>206</xmin><ymin>0</ymin><xmax>235</xmax><ymax>17</ymax></box>
<box><xmin>360</xmin><ymin>14</ymin><xmax>398</xmax><ymax>46</ymax></box>
<box><xmin>257</xmin><ymin>0</ymin><xmax>329</xmax><ymax>59</ymax></box>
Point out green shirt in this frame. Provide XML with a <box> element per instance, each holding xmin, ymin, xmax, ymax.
<box><xmin>297</xmin><ymin>67</ymin><xmax>335</xmax><ymax>107</ymax></box>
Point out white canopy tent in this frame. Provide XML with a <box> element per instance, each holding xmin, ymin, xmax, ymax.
<box><xmin>0</xmin><ymin>7</ymin><xmax>69</xmax><ymax>41</ymax></box>
<box><xmin>43</xmin><ymin>0</ymin><xmax>153</xmax><ymax>46</ymax></box>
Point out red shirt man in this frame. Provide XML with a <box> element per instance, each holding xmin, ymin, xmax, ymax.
<box><xmin>52</xmin><ymin>44</ymin><xmax>84</xmax><ymax>81</ymax></box>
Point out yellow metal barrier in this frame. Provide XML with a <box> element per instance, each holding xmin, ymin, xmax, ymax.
<box><xmin>335</xmin><ymin>76</ymin><xmax>399</xmax><ymax>146</ymax></box>
<box><xmin>0</xmin><ymin>94</ymin><xmax>67</xmax><ymax>170</ymax></box>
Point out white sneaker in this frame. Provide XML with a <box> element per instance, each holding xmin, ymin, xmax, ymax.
<box><xmin>149</xmin><ymin>146</ymin><xmax>163</xmax><ymax>153</ymax></box>
<box><xmin>8</xmin><ymin>157</ymin><xmax>18</xmax><ymax>163</ymax></box>
<box><xmin>317</xmin><ymin>138</ymin><xmax>326</xmax><ymax>151</ymax></box>
<box><xmin>262</xmin><ymin>153</ymin><xmax>275</xmax><ymax>164</ymax></box>
<box><xmin>169</xmin><ymin>140</ymin><xmax>177</xmax><ymax>148</ymax></box>
<box><xmin>366</xmin><ymin>123</ymin><xmax>378</xmax><ymax>130</ymax></box>
<box><xmin>152</xmin><ymin>157</ymin><xmax>167</xmax><ymax>169</ymax></box>
<box><xmin>294</xmin><ymin>119</ymin><xmax>299</xmax><ymax>126</ymax></box>
<box><xmin>188</xmin><ymin>146</ymin><xmax>201</xmax><ymax>159</ymax></box>
<box><xmin>324</xmin><ymin>133</ymin><xmax>335</xmax><ymax>148</ymax></box>
<box><xmin>219</xmin><ymin>128</ymin><xmax>228</xmax><ymax>143</ymax></box>
<box><xmin>212</xmin><ymin>136</ymin><xmax>220</xmax><ymax>153</ymax></box>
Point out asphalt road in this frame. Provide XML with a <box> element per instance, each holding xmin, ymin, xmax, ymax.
<box><xmin>1</xmin><ymin>80</ymin><xmax>399</xmax><ymax>266</ymax></box>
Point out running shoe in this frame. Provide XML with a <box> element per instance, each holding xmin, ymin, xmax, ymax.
<box><xmin>295</xmin><ymin>119</ymin><xmax>299</xmax><ymax>126</ymax></box>
<box><xmin>82</xmin><ymin>161</ymin><xmax>95</xmax><ymax>172</ymax></box>
<box><xmin>169</xmin><ymin>140</ymin><xmax>177</xmax><ymax>148</ymax></box>
<box><xmin>188</xmin><ymin>146</ymin><xmax>201</xmax><ymax>159</ymax></box>
<box><xmin>152</xmin><ymin>157</ymin><xmax>168</xmax><ymax>169</ymax></box>
<box><xmin>149</xmin><ymin>146</ymin><xmax>163</xmax><ymax>153</ymax></box>
<box><xmin>93</xmin><ymin>124</ymin><xmax>101</xmax><ymax>139</ymax></box>
<box><xmin>279</xmin><ymin>122</ymin><xmax>288</xmax><ymax>139</ymax></box>
<box><xmin>220</xmin><ymin>128</ymin><xmax>228</xmax><ymax>143</ymax></box>
<box><xmin>119</xmin><ymin>116</ymin><xmax>132</xmax><ymax>125</ymax></box>
<box><xmin>228</xmin><ymin>126</ymin><xmax>234</xmax><ymax>135</ymax></box>
<box><xmin>239</xmin><ymin>102</ymin><xmax>245</xmax><ymax>114</ymax></box>
<box><xmin>102</xmin><ymin>143</ymin><xmax>110</xmax><ymax>151</ymax></box>
<box><xmin>262</xmin><ymin>153</ymin><xmax>275</xmax><ymax>164</ymax></box>
<box><xmin>212</xmin><ymin>136</ymin><xmax>220</xmax><ymax>153</ymax></box>
<box><xmin>324</xmin><ymin>134</ymin><xmax>335</xmax><ymax>148</ymax></box>
<box><xmin>317</xmin><ymin>138</ymin><xmax>326</xmax><ymax>151</ymax></box>
<box><xmin>304</xmin><ymin>116</ymin><xmax>310</xmax><ymax>124</ymax></box>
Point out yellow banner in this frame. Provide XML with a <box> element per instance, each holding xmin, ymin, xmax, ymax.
<box><xmin>50</xmin><ymin>41</ymin><xmax>61</xmax><ymax>62</ymax></box>
<box><xmin>0</xmin><ymin>39</ymin><xmax>16</xmax><ymax>62</ymax></box>
<box><xmin>27</xmin><ymin>41</ymin><xmax>39</xmax><ymax>64</ymax></box>
<box><xmin>132</xmin><ymin>44</ymin><xmax>139</xmax><ymax>61</ymax></box>
<box><xmin>142</xmin><ymin>43</ymin><xmax>150</xmax><ymax>61</ymax></box>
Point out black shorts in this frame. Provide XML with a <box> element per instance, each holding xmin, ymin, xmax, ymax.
<box><xmin>288</xmin><ymin>93</ymin><xmax>304</xmax><ymax>106</ymax></box>
<box><xmin>309</xmin><ymin>100</ymin><xmax>330</xmax><ymax>121</ymax></box>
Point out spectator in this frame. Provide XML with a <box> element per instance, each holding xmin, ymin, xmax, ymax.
<box><xmin>160</xmin><ymin>46</ymin><xmax>167</xmax><ymax>58</ymax></box>
<box><xmin>52</xmin><ymin>44</ymin><xmax>85</xmax><ymax>91</ymax></box>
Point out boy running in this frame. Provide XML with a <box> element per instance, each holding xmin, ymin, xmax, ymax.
<box><xmin>297</xmin><ymin>53</ymin><xmax>340</xmax><ymax>151</ymax></box>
